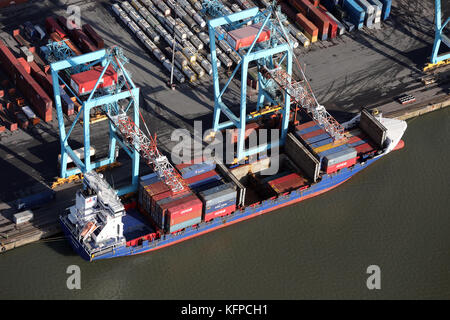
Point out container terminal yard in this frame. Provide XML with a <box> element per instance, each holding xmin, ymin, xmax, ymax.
<box><xmin>0</xmin><ymin>0</ymin><xmax>448</xmax><ymax>258</ymax></box>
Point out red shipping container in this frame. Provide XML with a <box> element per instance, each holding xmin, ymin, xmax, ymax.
<box><xmin>325</xmin><ymin>157</ymin><xmax>357</xmax><ymax>174</ymax></box>
<box><xmin>295</xmin><ymin>120</ymin><xmax>316</xmax><ymax>132</ymax></box>
<box><xmin>204</xmin><ymin>204</ymin><xmax>236</xmax><ymax>222</ymax></box>
<box><xmin>70</xmin><ymin>65</ymin><xmax>118</xmax><ymax>95</ymax></box>
<box><xmin>269</xmin><ymin>173</ymin><xmax>304</xmax><ymax>185</ymax></box>
<box><xmin>45</xmin><ymin>17</ymin><xmax>67</xmax><ymax>39</ymax></box>
<box><xmin>57</xmin><ymin>15</ymin><xmax>80</xmax><ymax>34</ymax></box>
<box><xmin>229</xmin><ymin>121</ymin><xmax>259</xmax><ymax>144</ymax></box>
<box><xmin>71</xmin><ymin>28</ymin><xmax>97</xmax><ymax>53</ymax></box>
<box><xmin>347</xmin><ymin>135</ymin><xmax>363</xmax><ymax>145</ymax></box>
<box><xmin>144</xmin><ymin>181</ymin><xmax>171</xmax><ymax>197</ymax></box>
<box><xmin>17</xmin><ymin>57</ymin><xmax>30</xmax><ymax>74</ymax></box>
<box><xmin>166</xmin><ymin>197</ymin><xmax>203</xmax><ymax>226</ymax></box>
<box><xmin>289</xmin><ymin>0</ymin><xmax>309</xmax><ymax>15</ymax></box>
<box><xmin>82</xmin><ymin>24</ymin><xmax>104</xmax><ymax>49</ymax></box>
<box><xmin>317</xmin><ymin>6</ymin><xmax>338</xmax><ymax>39</ymax></box>
<box><xmin>29</xmin><ymin>61</ymin><xmax>53</xmax><ymax>95</ymax></box>
<box><xmin>269</xmin><ymin>178</ymin><xmax>306</xmax><ymax>194</ymax></box>
<box><xmin>175</xmin><ymin>156</ymin><xmax>207</xmax><ymax>171</ymax></box>
<box><xmin>184</xmin><ymin>170</ymin><xmax>219</xmax><ymax>185</ymax></box>
<box><xmin>295</xmin><ymin>13</ymin><xmax>319</xmax><ymax>41</ymax></box>
<box><xmin>280</xmin><ymin>3</ymin><xmax>297</xmax><ymax>20</ymax></box>
<box><xmin>301</xmin><ymin>128</ymin><xmax>326</xmax><ymax>140</ymax></box>
<box><xmin>354</xmin><ymin>143</ymin><xmax>376</xmax><ymax>155</ymax></box>
<box><xmin>226</xmin><ymin>23</ymin><xmax>271</xmax><ymax>51</ymax></box>
<box><xmin>169</xmin><ymin>206</ymin><xmax>202</xmax><ymax>226</ymax></box>
<box><xmin>0</xmin><ymin>41</ymin><xmax>52</xmax><ymax>122</ymax></box>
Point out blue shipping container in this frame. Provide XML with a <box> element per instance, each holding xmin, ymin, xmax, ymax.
<box><xmin>309</xmin><ymin>137</ymin><xmax>334</xmax><ymax>149</ymax></box>
<box><xmin>342</xmin><ymin>0</ymin><xmax>365</xmax><ymax>29</ymax></box>
<box><xmin>16</xmin><ymin>189</ymin><xmax>56</xmax><ymax>210</ymax></box>
<box><xmin>180</xmin><ymin>162</ymin><xmax>217</xmax><ymax>179</ymax></box>
<box><xmin>306</xmin><ymin>133</ymin><xmax>332</xmax><ymax>144</ymax></box>
<box><xmin>379</xmin><ymin>0</ymin><xmax>391</xmax><ymax>20</ymax></box>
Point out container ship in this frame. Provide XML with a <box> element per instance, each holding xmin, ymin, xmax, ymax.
<box><xmin>60</xmin><ymin>109</ymin><xmax>407</xmax><ymax>261</ymax></box>
<box><xmin>58</xmin><ymin>2</ymin><xmax>407</xmax><ymax>261</ymax></box>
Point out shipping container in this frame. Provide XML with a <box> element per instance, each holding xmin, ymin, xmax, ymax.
<box><xmin>355</xmin><ymin>0</ymin><xmax>375</xmax><ymax>28</ymax></box>
<box><xmin>179</xmin><ymin>162</ymin><xmax>217</xmax><ymax>179</ymax></box>
<box><xmin>71</xmin><ymin>28</ymin><xmax>98</xmax><ymax>53</ymax></box>
<box><xmin>296</xmin><ymin>124</ymin><xmax>320</xmax><ymax>136</ymax></box>
<box><xmin>295</xmin><ymin>13</ymin><xmax>318</xmax><ymax>42</ymax></box>
<box><xmin>305</xmin><ymin>132</ymin><xmax>332</xmax><ymax>144</ymax></box>
<box><xmin>323</xmin><ymin>146</ymin><xmax>357</xmax><ymax>166</ymax></box>
<box><xmin>342</xmin><ymin>0</ymin><xmax>365</xmax><ymax>29</ymax></box>
<box><xmin>300</xmin><ymin>128</ymin><xmax>327</xmax><ymax>140</ymax></box>
<box><xmin>204</xmin><ymin>204</ymin><xmax>236</xmax><ymax>222</ymax></box>
<box><xmin>16</xmin><ymin>189</ymin><xmax>55</xmax><ymax>210</ymax></box>
<box><xmin>0</xmin><ymin>41</ymin><xmax>53</xmax><ymax>122</ymax></box>
<box><xmin>185</xmin><ymin>170</ymin><xmax>221</xmax><ymax>188</ymax></box>
<box><xmin>34</xmin><ymin>25</ymin><xmax>46</xmax><ymax>40</ymax></box>
<box><xmin>82</xmin><ymin>24</ymin><xmax>105</xmax><ymax>49</ymax></box>
<box><xmin>70</xmin><ymin>65</ymin><xmax>118</xmax><ymax>95</ymax></box>
<box><xmin>325</xmin><ymin>11</ymin><xmax>346</xmax><ymax>36</ymax></box>
<box><xmin>379</xmin><ymin>0</ymin><xmax>391</xmax><ymax>20</ymax></box>
<box><xmin>45</xmin><ymin>17</ymin><xmax>67</xmax><ymax>38</ymax></box>
<box><xmin>226</xmin><ymin>23</ymin><xmax>271</xmax><ymax>51</ymax></box>
<box><xmin>199</xmin><ymin>182</ymin><xmax>237</xmax><ymax>212</ymax></box>
<box><xmin>13</xmin><ymin>210</ymin><xmax>33</xmax><ymax>224</ymax></box>
<box><xmin>325</xmin><ymin>157</ymin><xmax>357</xmax><ymax>174</ymax></box>
<box><xmin>268</xmin><ymin>173</ymin><xmax>307</xmax><ymax>194</ymax></box>
<box><xmin>354</xmin><ymin>142</ymin><xmax>376</xmax><ymax>155</ymax></box>
<box><xmin>295</xmin><ymin>120</ymin><xmax>316</xmax><ymax>131</ymax></box>
<box><xmin>317</xmin><ymin>6</ymin><xmax>338</xmax><ymax>38</ymax></box>
<box><xmin>367</xmin><ymin>0</ymin><xmax>382</xmax><ymax>25</ymax></box>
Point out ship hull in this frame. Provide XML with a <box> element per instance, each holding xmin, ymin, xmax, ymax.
<box><xmin>60</xmin><ymin>156</ymin><xmax>382</xmax><ymax>261</ymax></box>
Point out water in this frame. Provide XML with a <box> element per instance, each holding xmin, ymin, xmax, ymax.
<box><xmin>1</xmin><ymin>110</ymin><xmax>449</xmax><ymax>299</ymax></box>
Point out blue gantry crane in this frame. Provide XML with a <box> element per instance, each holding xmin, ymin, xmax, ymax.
<box><xmin>206</xmin><ymin>1</ymin><xmax>345</xmax><ymax>161</ymax></box>
<box><xmin>206</xmin><ymin>2</ymin><xmax>293</xmax><ymax>161</ymax></box>
<box><xmin>50</xmin><ymin>47</ymin><xmax>140</xmax><ymax>195</ymax></box>
<box><xmin>425</xmin><ymin>0</ymin><xmax>450</xmax><ymax>71</ymax></box>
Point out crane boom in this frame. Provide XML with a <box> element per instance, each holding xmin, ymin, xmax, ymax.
<box><xmin>111</xmin><ymin>113</ymin><xmax>186</xmax><ymax>193</ymax></box>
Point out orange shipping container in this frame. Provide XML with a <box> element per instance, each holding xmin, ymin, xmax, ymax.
<box><xmin>295</xmin><ymin>13</ymin><xmax>318</xmax><ymax>43</ymax></box>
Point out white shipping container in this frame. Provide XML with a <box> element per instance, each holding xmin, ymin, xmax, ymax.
<box><xmin>13</xmin><ymin>210</ymin><xmax>33</xmax><ymax>225</ymax></box>
<box><xmin>22</xmin><ymin>106</ymin><xmax>37</xmax><ymax>119</ymax></box>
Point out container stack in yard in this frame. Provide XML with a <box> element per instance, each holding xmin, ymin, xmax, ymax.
<box><xmin>0</xmin><ymin>13</ymin><xmax>106</xmax><ymax>134</ymax></box>
<box><xmin>0</xmin><ymin>40</ymin><xmax>53</xmax><ymax>122</ymax></box>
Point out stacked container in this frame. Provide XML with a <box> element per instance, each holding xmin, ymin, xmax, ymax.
<box><xmin>0</xmin><ymin>40</ymin><xmax>53</xmax><ymax>122</ymax></box>
<box><xmin>294</xmin><ymin>121</ymin><xmax>360</xmax><ymax>174</ymax></box>
<box><xmin>289</xmin><ymin>0</ymin><xmax>329</xmax><ymax>41</ymax></box>
<box><xmin>342</xmin><ymin>0</ymin><xmax>365</xmax><ymax>29</ymax></box>
<box><xmin>156</xmin><ymin>193</ymin><xmax>202</xmax><ymax>233</ymax></box>
<box><xmin>199</xmin><ymin>183</ymin><xmax>237</xmax><ymax>222</ymax></box>
<box><xmin>367</xmin><ymin>0</ymin><xmax>382</xmax><ymax>26</ymax></box>
<box><xmin>355</xmin><ymin>0</ymin><xmax>375</xmax><ymax>28</ymax></box>
<box><xmin>379</xmin><ymin>0</ymin><xmax>391</xmax><ymax>20</ymax></box>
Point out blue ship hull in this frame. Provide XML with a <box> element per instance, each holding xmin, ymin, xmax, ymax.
<box><xmin>60</xmin><ymin>156</ymin><xmax>381</xmax><ymax>261</ymax></box>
